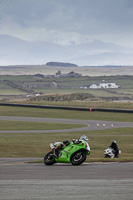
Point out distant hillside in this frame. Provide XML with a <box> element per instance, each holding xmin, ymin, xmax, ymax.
<box><xmin>1</xmin><ymin>34</ymin><xmax>133</xmax><ymax>66</ymax></box>
<box><xmin>46</xmin><ymin>62</ymin><xmax>78</xmax><ymax>67</ymax></box>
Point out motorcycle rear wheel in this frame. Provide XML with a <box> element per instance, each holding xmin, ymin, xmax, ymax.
<box><xmin>71</xmin><ymin>151</ymin><xmax>86</xmax><ymax>165</ymax></box>
<box><xmin>44</xmin><ymin>151</ymin><xmax>55</xmax><ymax>165</ymax></box>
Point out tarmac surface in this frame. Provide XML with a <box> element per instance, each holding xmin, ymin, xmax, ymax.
<box><xmin>1</xmin><ymin>116</ymin><xmax>133</xmax><ymax>133</ymax></box>
<box><xmin>0</xmin><ymin>116</ymin><xmax>133</xmax><ymax>199</ymax></box>
<box><xmin>0</xmin><ymin>159</ymin><xmax>133</xmax><ymax>200</ymax></box>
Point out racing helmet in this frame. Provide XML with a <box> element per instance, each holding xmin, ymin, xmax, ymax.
<box><xmin>112</xmin><ymin>140</ymin><xmax>116</xmax><ymax>144</ymax></box>
<box><xmin>80</xmin><ymin>135</ymin><xmax>88</xmax><ymax>143</ymax></box>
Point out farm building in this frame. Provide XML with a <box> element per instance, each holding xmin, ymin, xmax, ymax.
<box><xmin>89</xmin><ymin>82</ymin><xmax>120</xmax><ymax>89</ymax></box>
<box><xmin>50</xmin><ymin>82</ymin><xmax>57</xmax><ymax>88</ymax></box>
<box><xmin>55</xmin><ymin>71</ymin><xmax>82</xmax><ymax>78</ymax></box>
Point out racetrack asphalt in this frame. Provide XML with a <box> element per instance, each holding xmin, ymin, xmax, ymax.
<box><xmin>0</xmin><ymin>158</ymin><xmax>133</xmax><ymax>180</ymax></box>
<box><xmin>0</xmin><ymin>159</ymin><xmax>133</xmax><ymax>200</ymax></box>
<box><xmin>1</xmin><ymin>116</ymin><xmax>133</xmax><ymax>133</ymax></box>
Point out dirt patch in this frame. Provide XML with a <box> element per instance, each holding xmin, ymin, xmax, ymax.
<box><xmin>30</xmin><ymin>93</ymin><xmax>96</xmax><ymax>101</ymax></box>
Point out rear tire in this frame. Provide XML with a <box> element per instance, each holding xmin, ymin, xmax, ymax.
<box><xmin>71</xmin><ymin>151</ymin><xmax>86</xmax><ymax>165</ymax></box>
<box><xmin>44</xmin><ymin>151</ymin><xmax>55</xmax><ymax>165</ymax></box>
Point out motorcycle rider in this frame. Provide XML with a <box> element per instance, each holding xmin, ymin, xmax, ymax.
<box><xmin>109</xmin><ymin>140</ymin><xmax>119</xmax><ymax>158</ymax></box>
<box><xmin>50</xmin><ymin>135</ymin><xmax>89</xmax><ymax>159</ymax></box>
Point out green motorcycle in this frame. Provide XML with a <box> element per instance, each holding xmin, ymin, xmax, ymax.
<box><xmin>44</xmin><ymin>138</ymin><xmax>90</xmax><ymax>165</ymax></box>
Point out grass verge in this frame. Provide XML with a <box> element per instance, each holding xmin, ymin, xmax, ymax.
<box><xmin>0</xmin><ymin>120</ymin><xmax>85</xmax><ymax>131</ymax></box>
<box><xmin>0</xmin><ymin>105</ymin><xmax>133</xmax><ymax>122</ymax></box>
<box><xmin>0</xmin><ymin>128</ymin><xmax>133</xmax><ymax>160</ymax></box>
<box><xmin>0</xmin><ymin>106</ymin><xmax>133</xmax><ymax>161</ymax></box>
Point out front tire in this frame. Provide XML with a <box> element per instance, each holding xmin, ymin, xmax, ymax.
<box><xmin>71</xmin><ymin>151</ymin><xmax>86</xmax><ymax>165</ymax></box>
<box><xmin>104</xmin><ymin>154</ymin><xmax>110</xmax><ymax>158</ymax></box>
<box><xmin>44</xmin><ymin>151</ymin><xmax>55</xmax><ymax>165</ymax></box>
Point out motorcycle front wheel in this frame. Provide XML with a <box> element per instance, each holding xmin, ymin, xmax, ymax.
<box><xmin>44</xmin><ymin>151</ymin><xmax>55</xmax><ymax>165</ymax></box>
<box><xmin>71</xmin><ymin>151</ymin><xmax>86</xmax><ymax>165</ymax></box>
<box><xmin>104</xmin><ymin>154</ymin><xmax>110</xmax><ymax>158</ymax></box>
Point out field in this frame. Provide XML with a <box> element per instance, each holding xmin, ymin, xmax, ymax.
<box><xmin>0</xmin><ymin>120</ymin><xmax>85</xmax><ymax>131</ymax></box>
<box><xmin>0</xmin><ymin>105</ymin><xmax>133</xmax><ymax>161</ymax></box>
<box><xmin>0</xmin><ymin>67</ymin><xmax>133</xmax><ymax>161</ymax></box>
<box><xmin>0</xmin><ymin>74</ymin><xmax>133</xmax><ymax>103</ymax></box>
<box><xmin>1</xmin><ymin>65</ymin><xmax>133</xmax><ymax>76</ymax></box>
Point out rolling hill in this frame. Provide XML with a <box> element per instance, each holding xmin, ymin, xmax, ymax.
<box><xmin>0</xmin><ymin>34</ymin><xmax>133</xmax><ymax>66</ymax></box>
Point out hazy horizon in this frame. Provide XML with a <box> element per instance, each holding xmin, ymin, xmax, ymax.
<box><xmin>0</xmin><ymin>0</ymin><xmax>133</xmax><ymax>66</ymax></box>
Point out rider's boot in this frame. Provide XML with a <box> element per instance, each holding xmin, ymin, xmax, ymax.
<box><xmin>49</xmin><ymin>143</ymin><xmax>59</xmax><ymax>159</ymax></box>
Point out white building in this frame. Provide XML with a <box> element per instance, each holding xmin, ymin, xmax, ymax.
<box><xmin>89</xmin><ymin>82</ymin><xmax>120</xmax><ymax>89</ymax></box>
<box><xmin>50</xmin><ymin>82</ymin><xmax>57</xmax><ymax>88</ymax></box>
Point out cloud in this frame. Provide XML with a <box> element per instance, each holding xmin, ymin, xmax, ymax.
<box><xmin>0</xmin><ymin>0</ymin><xmax>133</xmax><ymax>47</ymax></box>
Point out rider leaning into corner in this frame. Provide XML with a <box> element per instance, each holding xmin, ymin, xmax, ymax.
<box><xmin>109</xmin><ymin>140</ymin><xmax>120</xmax><ymax>158</ymax></box>
<box><xmin>50</xmin><ymin>135</ymin><xmax>89</xmax><ymax>159</ymax></box>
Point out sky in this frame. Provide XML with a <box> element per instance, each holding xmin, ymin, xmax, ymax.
<box><xmin>0</xmin><ymin>0</ymin><xmax>133</xmax><ymax>48</ymax></box>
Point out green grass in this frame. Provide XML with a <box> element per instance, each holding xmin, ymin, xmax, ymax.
<box><xmin>0</xmin><ymin>89</ymin><xmax>26</xmax><ymax>95</ymax></box>
<box><xmin>0</xmin><ymin>128</ymin><xmax>133</xmax><ymax>159</ymax></box>
<box><xmin>0</xmin><ymin>105</ymin><xmax>133</xmax><ymax>122</ymax></box>
<box><xmin>0</xmin><ymin>120</ymin><xmax>86</xmax><ymax>131</ymax></box>
<box><xmin>0</xmin><ymin>106</ymin><xmax>133</xmax><ymax>160</ymax></box>
<box><xmin>10</xmin><ymin>98</ymin><xmax>133</xmax><ymax>109</ymax></box>
<box><xmin>1</xmin><ymin>74</ymin><xmax>133</xmax><ymax>98</ymax></box>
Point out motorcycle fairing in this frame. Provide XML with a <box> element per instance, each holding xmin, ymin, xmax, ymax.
<box><xmin>55</xmin><ymin>141</ymin><xmax>90</xmax><ymax>163</ymax></box>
